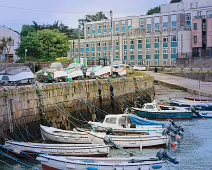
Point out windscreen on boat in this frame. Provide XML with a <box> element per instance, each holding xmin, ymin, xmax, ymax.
<box><xmin>128</xmin><ymin>114</ymin><xmax>164</xmax><ymax>126</ymax></box>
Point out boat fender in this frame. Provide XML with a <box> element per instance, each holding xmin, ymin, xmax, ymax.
<box><xmin>152</xmin><ymin>165</ymin><xmax>163</xmax><ymax>169</ymax></box>
<box><xmin>87</xmin><ymin>168</ymin><xmax>98</xmax><ymax>170</ymax></box>
<box><xmin>202</xmin><ymin>117</ymin><xmax>206</xmax><ymax>120</ymax></box>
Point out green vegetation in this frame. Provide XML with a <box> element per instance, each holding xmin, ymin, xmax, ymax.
<box><xmin>146</xmin><ymin>6</ymin><xmax>160</xmax><ymax>15</ymax></box>
<box><xmin>126</xmin><ymin>70</ymin><xmax>148</xmax><ymax>77</ymax></box>
<box><xmin>16</xmin><ymin>29</ymin><xmax>69</xmax><ymax>62</ymax></box>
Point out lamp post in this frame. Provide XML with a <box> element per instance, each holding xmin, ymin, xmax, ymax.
<box><xmin>25</xmin><ymin>49</ymin><xmax>28</xmax><ymax>63</ymax></box>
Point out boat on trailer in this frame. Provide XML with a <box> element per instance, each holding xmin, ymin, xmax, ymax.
<box><xmin>37</xmin><ymin>149</ymin><xmax>179</xmax><ymax>170</ymax></box>
<box><xmin>40</xmin><ymin>125</ymin><xmax>89</xmax><ymax>144</ymax></box>
<box><xmin>87</xmin><ymin>131</ymin><xmax>169</xmax><ymax>149</ymax></box>
<box><xmin>2</xmin><ymin>141</ymin><xmax>109</xmax><ymax>158</ymax></box>
<box><xmin>132</xmin><ymin>102</ymin><xmax>193</xmax><ymax>120</ymax></box>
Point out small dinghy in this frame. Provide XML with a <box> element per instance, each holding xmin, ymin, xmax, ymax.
<box><xmin>2</xmin><ymin>141</ymin><xmax>109</xmax><ymax>158</ymax></box>
<box><xmin>40</xmin><ymin>125</ymin><xmax>89</xmax><ymax>144</ymax></box>
<box><xmin>37</xmin><ymin>149</ymin><xmax>179</xmax><ymax>170</ymax></box>
<box><xmin>88</xmin><ymin>131</ymin><xmax>169</xmax><ymax>149</ymax></box>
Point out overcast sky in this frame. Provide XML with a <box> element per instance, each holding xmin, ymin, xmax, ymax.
<box><xmin>0</xmin><ymin>0</ymin><xmax>170</xmax><ymax>32</ymax></box>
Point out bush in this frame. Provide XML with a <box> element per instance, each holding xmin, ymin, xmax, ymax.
<box><xmin>55</xmin><ymin>57</ymin><xmax>70</xmax><ymax>62</ymax></box>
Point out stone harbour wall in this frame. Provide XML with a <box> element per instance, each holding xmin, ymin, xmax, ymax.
<box><xmin>0</xmin><ymin>76</ymin><xmax>154</xmax><ymax>143</ymax></box>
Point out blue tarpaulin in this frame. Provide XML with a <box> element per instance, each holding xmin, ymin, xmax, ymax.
<box><xmin>128</xmin><ymin>114</ymin><xmax>164</xmax><ymax>126</ymax></box>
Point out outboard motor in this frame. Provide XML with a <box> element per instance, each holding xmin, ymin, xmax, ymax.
<box><xmin>190</xmin><ymin>106</ymin><xmax>201</xmax><ymax>117</ymax></box>
<box><xmin>156</xmin><ymin>149</ymin><xmax>179</xmax><ymax>164</ymax></box>
<box><xmin>167</xmin><ymin>120</ymin><xmax>184</xmax><ymax>137</ymax></box>
<box><xmin>105</xmin><ymin>128</ymin><xmax>116</xmax><ymax>135</ymax></box>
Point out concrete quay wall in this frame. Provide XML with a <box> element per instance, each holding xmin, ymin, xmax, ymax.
<box><xmin>0</xmin><ymin>76</ymin><xmax>154</xmax><ymax>143</ymax></box>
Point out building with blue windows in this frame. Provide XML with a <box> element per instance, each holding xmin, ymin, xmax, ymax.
<box><xmin>70</xmin><ymin>0</ymin><xmax>212</xmax><ymax>66</ymax></box>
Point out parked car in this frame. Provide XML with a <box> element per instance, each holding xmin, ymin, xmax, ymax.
<box><xmin>118</xmin><ymin>64</ymin><xmax>131</xmax><ymax>70</ymax></box>
<box><xmin>133</xmin><ymin>65</ymin><xmax>147</xmax><ymax>71</ymax></box>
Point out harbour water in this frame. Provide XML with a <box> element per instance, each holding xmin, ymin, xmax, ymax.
<box><xmin>1</xmin><ymin>84</ymin><xmax>212</xmax><ymax>170</ymax></box>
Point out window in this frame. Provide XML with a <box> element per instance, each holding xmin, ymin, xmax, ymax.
<box><xmin>145</xmin><ymin>105</ymin><xmax>154</xmax><ymax>109</ymax></box>
<box><xmin>124</xmin><ymin>51</ymin><xmax>127</xmax><ymax>55</ymax></box>
<box><xmin>163</xmin><ymin>36</ymin><xmax>168</xmax><ymax>42</ymax></box>
<box><xmin>197</xmin><ymin>11</ymin><xmax>202</xmax><ymax>16</ymax></box>
<box><xmin>103</xmin><ymin>23</ymin><xmax>107</xmax><ymax>29</ymax></box>
<box><xmin>155</xmin><ymin>49</ymin><xmax>160</xmax><ymax>54</ymax></box>
<box><xmin>81</xmin><ymin>44</ymin><xmax>84</xmax><ymax>48</ymax></box>
<box><xmin>194</xmin><ymin>23</ymin><xmax>198</xmax><ymax>30</ymax></box>
<box><xmin>86</xmin><ymin>43</ymin><xmax>89</xmax><ymax>47</ymax></box>
<box><xmin>92</xmin><ymin>52</ymin><xmax>95</xmax><ymax>57</ymax></box>
<box><xmin>146</xmin><ymin>48</ymin><xmax>151</xmax><ymax>55</ymax></box>
<box><xmin>128</xmin><ymin>19</ymin><xmax>132</xmax><ymax>26</ymax></box>
<box><xmin>146</xmin><ymin>38</ymin><xmax>151</xmax><ymax>44</ymax></box>
<box><xmin>171</xmin><ymin>47</ymin><xmax>177</xmax><ymax>54</ymax></box>
<box><xmin>138</xmin><ymin>39</ymin><xmax>142</xmax><ymax>44</ymax></box>
<box><xmin>92</xmin><ymin>24</ymin><xmax>96</xmax><ymax>30</ymax></box>
<box><xmin>138</xmin><ymin>50</ymin><xmax>142</xmax><ymax>55</ymax></box>
<box><xmin>147</xmin><ymin>24</ymin><xmax>152</xmax><ymax>33</ymax></box>
<box><xmin>194</xmin><ymin>36</ymin><xmax>197</xmax><ymax>44</ymax></box>
<box><xmin>190</xmin><ymin>3</ymin><xmax>193</xmax><ymax>9</ymax></box>
<box><xmin>103</xmin><ymin>42</ymin><xmax>107</xmax><ymax>46</ymax></box>
<box><xmin>130</xmin><ymin>50</ymin><xmax>134</xmax><ymax>55</ymax></box>
<box><xmin>92</xmin><ymin>42</ymin><xmax>95</xmax><ymax>47</ymax></box>
<box><xmin>171</xmin><ymin>35</ymin><xmax>177</xmax><ymax>42</ymax></box>
<box><xmin>163</xmin><ymin>60</ymin><xmax>168</xmax><ymax>66</ymax></box>
<box><xmin>87</xmin><ymin>25</ymin><xmax>90</xmax><ymax>30</ymax></box>
<box><xmin>104</xmin><ymin>51</ymin><xmax>107</xmax><ymax>56</ymax></box>
<box><xmin>130</xmin><ymin>40</ymin><xmax>134</xmax><ymax>45</ymax></box>
<box><xmin>124</xmin><ymin>40</ymin><xmax>127</xmax><ymax>45</ymax></box>
<box><xmin>97</xmin><ymin>42</ymin><xmax>101</xmax><ymax>47</ymax></box>
<box><xmin>116</xmin><ymin>41</ymin><xmax>119</xmax><ymax>45</ymax></box>
<box><xmin>203</xmin><ymin>22</ymin><xmax>206</xmax><ymax>32</ymax></box>
<box><xmin>154</xmin><ymin>37</ymin><xmax>159</xmax><ymax>43</ymax></box>
<box><xmin>98</xmin><ymin>25</ymin><xmax>101</xmax><ymax>29</ymax></box>
<box><xmin>97</xmin><ymin>52</ymin><xmax>101</xmax><ymax>56</ymax></box>
<box><xmin>122</xmin><ymin>20</ymin><xmax>126</xmax><ymax>26</ymax></box>
<box><xmin>163</xmin><ymin>47</ymin><xmax>168</xmax><ymax>54</ymax></box>
<box><xmin>81</xmin><ymin>52</ymin><xmax>84</xmax><ymax>57</ymax></box>
<box><xmin>105</xmin><ymin>118</ymin><xmax>117</xmax><ymax>124</ymax></box>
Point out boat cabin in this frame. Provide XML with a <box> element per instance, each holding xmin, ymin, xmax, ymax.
<box><xmin>102</xmin><ymin>114</ymin><xmax>133</xmax><ymax>128</ymax></box>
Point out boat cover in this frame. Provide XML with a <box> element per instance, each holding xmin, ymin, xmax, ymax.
<box><xmin>128</xmin><ymin>114</ymin><xmax>164</xmax><ymax>126</ymax></box>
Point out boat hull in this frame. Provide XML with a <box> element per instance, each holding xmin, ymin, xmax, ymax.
<box><xmin>88</xmin><ymin>132</ymin><xmax>169</xmax><ymax>148</ymax></box>
<box><xmin>136</xmin><ymin>111</ymin><xmax>192</xmax><ymax>120</ymax></box>
<box><xmin>40</xmin><ymin>125</ymin><xmax>89</xmax><ymax>144</ymax></box>
<box><xmin>37</xmin><ymin>155</ymin><xmax>165</xmax><ymax>170</ymax></box>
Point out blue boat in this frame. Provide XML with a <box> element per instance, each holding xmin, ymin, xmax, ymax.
<box><xmin>132</xmin><ymin>103</ymin><xmax>193</xmax><ymax>120</ymax></box>
<box><xmin>170</xmin><ymin>99</ymin><xmax>212</xmax><ymax>118</ymax></box>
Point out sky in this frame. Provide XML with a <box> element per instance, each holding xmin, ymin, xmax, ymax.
<box><xmin>0</xmin><ymin>0</ymin><xmax>170</xmax><ymax>32</ymax></box>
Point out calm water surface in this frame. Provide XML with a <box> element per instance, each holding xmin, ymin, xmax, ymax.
<box><xmin>1</xmin><ymin>84</ymin><xmax>212</xmax><ymax>169</ymax></box>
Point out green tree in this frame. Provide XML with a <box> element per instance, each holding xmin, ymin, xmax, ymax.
<box><xmin>16</xmin><ymin>30</ymin><xmax>69</xmax><ymax>62</ymax></box>
<box><xmin>20</xmin><ymin>25</ymin><xmax>36</xmax><ymax>37</ymax></box>
<box><xmin>146</xmin><ymin>6</ymin><xmax>160</xmax><ymax>15</ymax></box>
<box><xmin>170</xmin><ymin>0</ymin><xmax>182</xmax><ymax>3</ymax></box>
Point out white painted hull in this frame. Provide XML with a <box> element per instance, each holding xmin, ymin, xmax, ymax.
<box><xmin>40</xmin><ymin>125</ymin><xmax>89</xmax><ymax>144</ymax></box>
<box><xmin>88</xmin><ymin>132</ymin><xmax>169</xmax><ymax>148</ymax></box>
<box><xmin>4</xmin><ymin>141</ymin><xmax>109</xmax><ymax>157</ymax></box>
<box><xmin>37</xmin><ymin>154</ymin><xmax>165</xmax><ymax>170</ymax></box>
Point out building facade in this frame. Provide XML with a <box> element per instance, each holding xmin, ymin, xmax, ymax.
<box><xmin>70</xmin><ymin>0</ymin><xmax>211</xmax><ymax>66</ymax></box>
<box><xmin>0</xmin><ymin>26</ymin><xmax>20</xmax><ymax>63</ymax></box>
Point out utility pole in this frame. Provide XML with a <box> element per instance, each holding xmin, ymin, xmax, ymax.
<box><xmin>78</xmin><ymin>25</ymin><xmax>81</xmax><ymax>64</ymax></box>
<box><xmin>110</xmin><ymin>10</ymin><xmax>113</xmax><ymax>75</ymax></box>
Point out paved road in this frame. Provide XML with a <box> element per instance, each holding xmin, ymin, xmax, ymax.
<box><xmin>145</xmin><ymin>71</ymin><xmax>212</xmax><ymax>97</ymax></box>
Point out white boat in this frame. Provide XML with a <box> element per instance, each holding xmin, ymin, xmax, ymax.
<box><xmin>3</xmin><ymin>141</ymin><xmax>109</xmax><ymax>157</ymax></box>
<box><xmin>40</xmin><ymin>125</ymin><xmax>89</xmax><ymax>144</ymax></box>
<box><xmin>133</xmin><ymin>65</ymin><xmax>147</xmax><ymax>71</ymax></box>
<box><xmin>0</xmin><ymin>66</ymin><xmax>35</xmax><ymax>85</ymax></box>
<box><xmin>88</xmin><ymin>114</ymin><xmax>166</xmax><ymax>134</ymax></box>
<box><xmin>86</xmin><ymin>66</ymin><xmax>111</xmax><ymax>78</ymax></box>
<box><xmin>37</xmin><ymin>154</ymin><xmax>166</xmax><ymax>170</ymax></box>
<box><xmin>88</xmin><ymin>132</ymin><xmax>169</xmax><ymax>148</ymax></box>
<box><xmin>65</xmin><ymin>63</ymin><xmax>84</xmax><ymax>79</ymax></box>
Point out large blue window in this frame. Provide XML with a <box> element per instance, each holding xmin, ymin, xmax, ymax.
<box><xmin>194</xmin><ymin>23</ymin><xmax>198</xmax><ymax>30</ymax></box>
<box><xmin>138</xmin><ymin>55</ymin><xmax>142</xmax><ymax>60</ymax></box>
<box><xmin>146</xmin><ymin>55</ymin><xmax>151</xmax><ymax>60</ymax></box>
<box><xmin>171</xmin><ymin>54</ymin><xmax>178</xmax><ymax>59</ymax></box>
<box><xmin>87</xmin><ymin>31</ymin><xmax>90</xmax><ymax>35</ymax></box>
<box><xmin>155</xmin><ymin>43</ymin><xmax>160</xmax><ymax>48</ymax></box>
<box><xmin>171</xmin><ymin>42</ymin><xmax>178</xmax><ymax>47</ymax></box>
<box><xmin>124</xmin><ymin>56</ymin><xmax>127</xmax><ymax>61</ymax></box>
<box><xmin>172</xmin><ymin>21</ymin><xmax>177</xmax><ymax>27</ymax></box>
<box><xmin>163</xmin><ymin>22</ymin><xmax>168</xmax><ymax>28</ymax></box>
<box><xmin>128</xmin><ymin>26</ymin><xmax>132</xmax><ymax>30</ymax></box>
<box><xmin>122</xmin><ymin>27</ymin><xmax>126</xmax><ymax>32</ymax></box>
<box><xmin>116</xmin><ymin>56</ymin><xmax>119</xmax><ymax>60</ymax></box>
<box><xmin>104</xmin><ymin>47</ymin><xmax>107</xmax><ymax>51</ymax></box>
<box><xmin>98</xmin><ymin>47</ymin><xmax>101</xmax><ymax>51</ymax></box>
<box><xmin>92</xmin><ymin>30</ymin><xmax>96</xmax><ymax>34</ymax></box>
<box><xmin>163</xmin><ymin>43</ymin><xmax>168</xmax><ymax>47</ymax></box>
<box><xmin>104</xmin><ymin>29</ymin><xmax>107</xmax><ymax>33</ymax></box>
<box><xmin>92</xmin><ymin>47</ymin><xmax>95</xmax><ymax>52</ymax></box>
<box><xmin>92</xmin><ymin>57</ymin><xmax>95</xmax><ymax>61</ymax></box>
<box><xmin>138</xmin><ymin>44</ymin><xmax>142</xmax><ymax>49</ymax></box>
<box><xmin>116</xmin><ymin>46</ymin><xmax>119</xmax><ymax>50</ymax></box>
<box><xmin>98</xmin><ymin>29</ymin><xmax>102</xmax><ymax>34</ymax></box>
<box><xmin>86</xmin><ymin>48</ymin><xmax>90</xmax><ymax>52</ymax></box>
<box><xmin>130</xmin><ymin>45</ymin><xmax>134</xmax><ymax>50</ymax></box>
<box><xmin>76</xmin><ymin>48</ymin><xmax>78</xmax><ymax>52</ymax></box>
<box><xmin>155</xmin><ymin>23</ymin><xmax>160</xmax><ymax>30</ymax></box>
<box><xmin>116</xmin><ymin>27</ymin><xmax>119</xmax><ymax>32</ymax></box>
<box><xmin>146</xmin><ymin>44</ymin><xmax>151</xmax><ymax>48</ymax></box>
<box><xmin>163</xmin><ymin>54</ymin><xmax>168</xmax><ymax>59</ymax></box>
<box><xmin>110</xmin><ymin>28</ymin><xmax>112</xmax><ymax>32</ymax></box>
<box><xmin>154</xmin><ymin>54</ymin><xmax>160</xmax><ymax>59</ymax></box>
<box><xmin>81</xmin><ymin>48</ymin><xmax>84</xmax><ymax>52</ymax></box>
<box><xmin>124</xmin><ymin>45</ymin><xmax>128</xmax><ymax>49</ymax></box>
<box><xmin>130</xmin><ymin>55</ymin><xmax>134</xmax><ymax>60</ymax></box>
